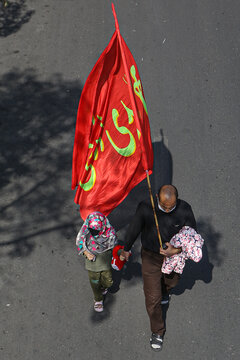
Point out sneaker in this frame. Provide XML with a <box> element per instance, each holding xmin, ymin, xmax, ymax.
<box><xmin>150</xmin><ymin>333</ymin><xmax>163</xmax><ymax>351</ymax></box>
<box><xmin>161</xmin><ymin>294</ymin><xmax>171</xmax><ymax>305</ymax></box>
<box><xmin>94</xmin><ymin>300</ymin><xmax>103</xmax><ymax>312</ymax></box>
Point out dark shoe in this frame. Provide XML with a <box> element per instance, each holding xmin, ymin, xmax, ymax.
<box><xmin>161</xmin><ymin>294</ymin><xmax>171</xmax><ymax>305</ymax></box>
<box><xmin>150</xmin><ymin>333</ymin><xmax>163</xmax><ymax>351</ymax></box>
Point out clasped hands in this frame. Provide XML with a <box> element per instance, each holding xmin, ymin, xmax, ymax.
<box><xmin>120</xmin><ymin>242</ymin><xmax>181</xmax><ymax>261</ymax></box>
<box><xmin>83</xmin><ymin>250</ymin><xmax>96</xmax><ymax>261</ymax></box>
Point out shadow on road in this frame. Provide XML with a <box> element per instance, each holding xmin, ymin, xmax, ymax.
<box><xmin>108</xmin><ymin>129</ymin><xmax>173</xmax><ymax>291</ymax></box>
<box><xmin>109</xmin><ymin>132</ymin><xmax>225</xmax><ymax>296</ymax></box>
<box><xmin>0</xmin><ymin>68</ymin><xmax>225</xmax><ymax>293</ymax></box>
<box><xmin>152</xmin><ymin>128</ymin><xmax>173</xmax><ymax>193</ymax></box>
<box><xmin>172</xmin><ymin>217</ymin><xmax>225</xmax><ymax>295</ymax></box>
<box><xmin>113</xmin><ymin>217</ymin><xmax>224</xmax><ymax>296</ymax></box>
<box><xmin>108</xmin><ymin>128</ymin><xmax>172</xmax><ymax>231</ymax></box>
<box><xmin>0</xmin><ymin>68</ymin><xmax>82</xmax><ymax>257</ymax></box>
<box><xmin>110</xmin><ymin>254</ymin><xmax>142</xmax><ymax>293</ymax></box>
<box><xmin>0</xmin><ymin>0</ymin><xmax>35</xmax><ymax>37</ymax></box>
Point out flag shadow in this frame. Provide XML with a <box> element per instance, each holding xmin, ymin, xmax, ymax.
<box><xmin>108</xmin><ymin>128</ymin><xmax>173</xmax><ymax>231</ymax></box>
<box><xmin>108</xmin><ymin>128</ymin><xmax>173</xmax><ymax>290</ymax></box>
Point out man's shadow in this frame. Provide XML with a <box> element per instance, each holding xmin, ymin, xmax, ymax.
<box><xmin>110</xmin><ymin>129</ymin><xmax>220</xmax><ymax>300</ymax></box>
<box><xmin>172</xmin><ymin>217</ymin><xmax>225</xmax><ymax>296</ymax></box>
<box><xmin>162</xmin><ymin>218</ymin><xmax>224</xmax><ymax>332</ymax></box>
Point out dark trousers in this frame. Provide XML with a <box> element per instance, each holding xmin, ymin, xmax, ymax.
<box><xmin>141</xmin><ymin>247</ymin><xmax>180</xmax><ymax>336</ymax></box>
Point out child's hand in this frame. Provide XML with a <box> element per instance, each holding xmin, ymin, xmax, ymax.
<box><xmin>120</xmin><ymin>250</ymin><xmax>130</xmax><ymax>261</ymax></box>
<box><xmin>84</xmin><ymin>250</ymin><xmax>95</xmax><ymax>261</ymax></box>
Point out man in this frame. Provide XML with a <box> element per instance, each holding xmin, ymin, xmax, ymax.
<box><xmin>120</xmin><ymin>184</ymin><xmax>196</xmax><ymax>351</ymax></box>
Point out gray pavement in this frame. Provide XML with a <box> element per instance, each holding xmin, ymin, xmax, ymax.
<box><xmin>0</xmin><ymin>1</ymin><xmax>239</xmax><ymax>359</ymax></box>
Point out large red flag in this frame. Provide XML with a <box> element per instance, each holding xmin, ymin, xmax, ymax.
<box><xmin>72</xmin><ymin>6</ymin><xmax>153</xmax><ymax>220</ymax></box>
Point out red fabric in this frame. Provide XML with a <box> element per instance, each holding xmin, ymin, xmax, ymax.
<box><xmin>72</xmin><ymin>31</ymin><xmax>153</xmax><ymax>220</ymax></box>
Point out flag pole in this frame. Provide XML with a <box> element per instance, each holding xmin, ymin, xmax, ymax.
<box><xmin>146</xmin><ymin>170</ymin><xmax>163</xmax><ymax>248</ymax></box>
<box><xmin>111</xmin><ymin>3</ymin><xmax>163</xmax><ymax>248</ymax></box>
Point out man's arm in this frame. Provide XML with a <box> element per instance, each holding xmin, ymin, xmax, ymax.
<box><xmin>120</xmin><ymin>202</ymin><xmax>145</xmax><ymax>260</ymax></box>
<box><xmin>160</xmin><ymin>243</ymin><xmax>181</xmax><ymax>257</ymax></box>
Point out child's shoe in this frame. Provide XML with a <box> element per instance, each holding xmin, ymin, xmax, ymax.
<box><xmin>94</xmin><ymin>300</ymin><xmax>103</xmax><ymax>312</ymax></box>
<box><xmin>102</xmin><ymin>288</ymin><xmax>108</xmax><ymax>296</ymax></box>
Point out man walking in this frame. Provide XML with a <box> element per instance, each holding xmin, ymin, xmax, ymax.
<box><xmin>120</xmin><ymin>185</ymin><xmax>196</xmax><ymax>351</ymax></box>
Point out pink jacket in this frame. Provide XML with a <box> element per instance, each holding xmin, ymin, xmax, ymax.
<box><xmin>161</xmin><ymin>226</ymin><xmax>204</xmax><ymax>274</ymax></box>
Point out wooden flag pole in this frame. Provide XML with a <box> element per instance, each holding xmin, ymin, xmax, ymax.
<box><xmin>146</xmin><ymin>170</ymin><xmax>163</xmax><ymax>249</ymax></box>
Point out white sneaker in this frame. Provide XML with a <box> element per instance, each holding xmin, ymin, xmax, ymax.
<box><xmin>94</xmin><ymin>301</ymin><xmax>103</xmax><ymax>312</ymax></box>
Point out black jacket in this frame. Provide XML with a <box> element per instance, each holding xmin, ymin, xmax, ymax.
<box><xmin>124</xmin><ymin>198</ymin><xmax>196</xmax><ymax>254</ymax></box>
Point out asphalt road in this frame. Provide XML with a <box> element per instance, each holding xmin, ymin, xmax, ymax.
<box><xmin>0</xmin><ymin>1</ymin><xmax>239</xmax><ymax>359</ymax></box>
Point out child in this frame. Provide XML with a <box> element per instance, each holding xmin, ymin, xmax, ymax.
<box><xmin>76</xmin><ymin>211</ymin><xmax>117</xmax><ymax>312</ymax></box>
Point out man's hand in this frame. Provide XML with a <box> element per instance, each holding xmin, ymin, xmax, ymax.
<box><xmin>120</xmin><ymin>250</ymin><xmax>130</xmax><ymax>261</ymax></box>
<box><xmin>83</xmin><ymin>250</ymin><xmax>95</xmax><ymax>261</ymax></box>
<box><xmin>160</xmin><ymin>242</ymin><xmax>181</xmax><ymax>257</ymax></box>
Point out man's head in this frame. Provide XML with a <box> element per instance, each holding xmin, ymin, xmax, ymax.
<box><xmin>157</xmin><ymin>185</ymin><xmax>178</xmax><ymax>213</ymax></box>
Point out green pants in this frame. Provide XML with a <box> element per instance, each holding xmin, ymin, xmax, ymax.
<box><xmin>88</xmin><ymin>270</ymin><xmax>113</xmax><ymax>301</ymax></box>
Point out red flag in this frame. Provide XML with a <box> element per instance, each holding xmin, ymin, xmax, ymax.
<box><xmin>72</xmin><ymin>6</ymin><xmax>153</xmax><ymax>220</ymax></box>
